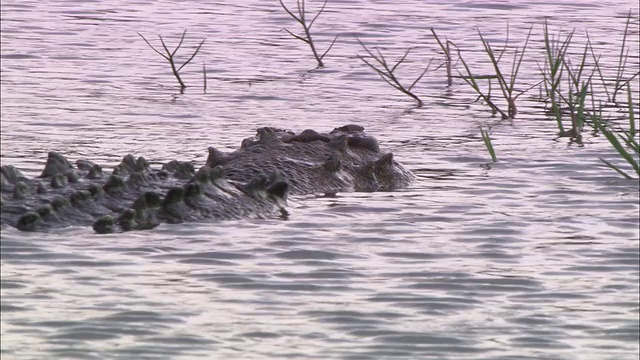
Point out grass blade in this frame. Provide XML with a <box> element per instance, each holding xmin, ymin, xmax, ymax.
<box><xmin>628</xmin><ymin>83</ymin><xmax>636</xmax><ymax>136</ymax></box>
<box><xmin>593</xmin><ymin>116</ymin><xmax>640</xmax><ymax>176</ymax></box>
<box><xmin>599</xmin><ymin>158</ymin><xmax>633</xmax><ymax>179</ymax></box>
<box><xmin>481</xmin><ymin>128</ymin><xmax>497</xmax><ymax>162</ymax></box>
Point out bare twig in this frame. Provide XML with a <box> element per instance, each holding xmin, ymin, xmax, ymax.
<box><xmin>430</xmin><ymin>28</ymin><xmax>454</xmax><ymax>86</ymax></box>
<box><xmin>454</xmin><ymin>25</ymin><xmax>534</xmax><ymax>119</ymax></box>
<box><xmin>138</xmin><ymin>30</ymin><xmax>205</xmax><ymax>93</ymax></box>
<box><xmin>357</xmin><ymin>39</ymin><xmax>432</xmax><ymax>107</ymax></box>
<box><xmin>279</xmin><ymin>0</ymin><xmax>339</xmax><ymax>68</ymax></box>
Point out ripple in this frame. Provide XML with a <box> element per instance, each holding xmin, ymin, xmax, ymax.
<box><xmin>275</xmin><ymin>249</ymin><xmax>355</xmax><ymax>260</ymax></box>
<box><xmin>1</xmin><ymin>0</ymin><xmax>639</xmax><ymax>360</ymax></box>
<box><xmin>48</xmin><ymin>328</ymin><xmax>121</xmax><ymax>341</ymax></box>
<box><xmin>98</xmin><ymin>310</ymin><xmax>185</xmax><ymax>324</ymax></box>
<box><xmin>0</xmin><ymin>303</ymin><xmax>30</xmax><ymax>312</ymax></box>
<box><xmin>509</xmin><ymin>336</ymin><xmax>574</xmax><ymax>349</ymax></box>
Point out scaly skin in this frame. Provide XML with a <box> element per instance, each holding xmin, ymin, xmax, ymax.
<box><xmin>207</xmin><ymin>124</ymin><xmax>415</xmax><ymax>194</ymax></box>
<box><xmin>1</xmin><ymin>153</ymin><xmax>286</xmax><ymax>233</ymax></box>
<box><xmin>0</xmin><ymin>125</ymin><xmax>413</xmax><ymax>233</ymax></box>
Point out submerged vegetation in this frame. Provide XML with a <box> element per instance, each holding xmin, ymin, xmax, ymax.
<box><xmin>456</xmin><ymin>26</ymin><xmax>536</xmax><ymax>119</ymax></box>
<box><xmin>421</xmin><ymin>16</ymin><xmax>638</xmax><ymax>173</ymax></box>
<box><xmin>592</xmin><ymin>85</ymin><xmax>640</xmax><ymax>179</ymax></box>
<box><xmin>480</xmin><ymin>128</ymin><xmax>497</xmax><ymax>163</ymax></box>
<box><xmin>136</xmin><ymin>4</ymin><xmax>638</xmax><ymax>178</ymax></box>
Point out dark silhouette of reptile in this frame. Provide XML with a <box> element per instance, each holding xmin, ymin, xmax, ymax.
<box><xmin>0</xmin><ymin>125</ymin><xmax>414</xmax><ymax>233</ymax></box>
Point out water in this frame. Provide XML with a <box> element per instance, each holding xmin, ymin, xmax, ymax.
<box><xmin>1</xmin><ymin>0</ymin><xmax>639</xmax><ymax>359</ymax></box>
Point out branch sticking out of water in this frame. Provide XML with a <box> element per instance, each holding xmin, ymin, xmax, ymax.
<box><xmin>138</xmin><ymin>30</ymin><xmax>205</xmax><ymax>94</ymax></box>
<box><xmin>279</xmin><ymin>0</ymin><xmax>339</xmax><ymax>68</ymax></box>
<box><xmin>455</xmin><ymin>25</ymin><xmax>535</xmax><ymax>120</ymax></box>
<box><xmin>430</xmin><ymin>28</ymin><xmax>454</xmax><ymax>87</ymax></box>
<box><xmin>357</xmin><ymin>38</ymin><xmax>432</xmax><ymax>107</ymax></box>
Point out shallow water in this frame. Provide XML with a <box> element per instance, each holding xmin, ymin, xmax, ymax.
<box><xmin>1</xmin><ymin>0</ymin><xmax>639</xmax><ymax>359</ymax></box>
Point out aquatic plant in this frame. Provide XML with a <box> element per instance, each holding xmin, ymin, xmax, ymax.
<box><xmin>592</xmin><ymin>119</ymin><xmax>639</xmax><ymax>179</ymax></box>
<box><xmin>278</xmin><ymin>0</ymin><xmax>339</xmax><ymax>68</ymax></box>
<box><xmin>538</xmin><ymin>22</ymin><xmax>574</xmax><ymax>134</ymax></box>
<box><xmin>627</xmin><ymin>84</ymin><xmax>637</xmax><ymax>137</ymax></box>
<box><xmin>357</xmin><ymin>39</ymin><xmax>432</xmax><ymax>107</ymax></box>
<box><xmin>480</xmin><ymin>128</ymin><xmax>497</xmax><ymax>162</ymax></box>
<box><xmin>537</xmin><ymin>12</ymin><xmax>638</xmax><ymax>140</ymax></box>
<box><xmin>434</xmin><ymin>17</ymin><xmax>637</xmax><ymax>175</ymax></box>
<box><xmin>203</xmin><ymin>62</ymin><xmax>208</xmax><ymax>94</ymax></box>
<box><xmin>591</xmin><ymin>85</ymin><xmax>640</xmax><ymax>179</ymax></box>
<box><xmin>538</xmin><ymin>21</ymin><xmax>600</xmax><ymax>139</ymax></box>
<box><xmin>138</xmin><ymin>30</ymin><xmax>205</xmax><ymax>93</ymax></box>
<box><xmin>430</xmin><ymin>28</ymin><xmax>454</xmax><ymax>86</ymax></box>
<box><xmin>609</xmin><ymin>11</ymin><xmax>638</xmax><ymax>104</ymax></box>
<box><xmin>456</xmin><ymin>25</ymin><xmax>536</xmax><ymax>119</ymax></box>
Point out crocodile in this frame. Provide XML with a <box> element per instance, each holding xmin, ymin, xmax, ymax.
<box><xmin>0</xmin><ymin>125</ymin><xmax>414</xmax><ymax>234</ymax></box>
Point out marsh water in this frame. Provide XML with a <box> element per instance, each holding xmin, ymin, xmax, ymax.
<box><xmin>1</xmin><ymin>0</ymin><xmax>639</xmax><ymax>359</ymax></box>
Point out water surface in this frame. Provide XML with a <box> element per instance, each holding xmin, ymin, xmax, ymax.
<box><xmin>1</xmin><ymin>0</ymin><xmax>639</xmax><ymax>359</ymax></box>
